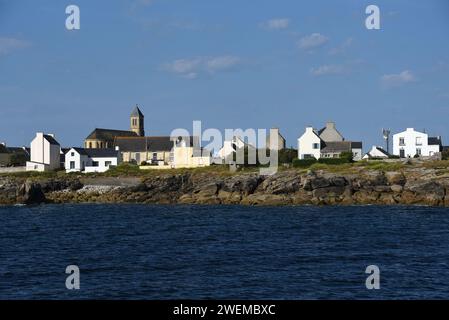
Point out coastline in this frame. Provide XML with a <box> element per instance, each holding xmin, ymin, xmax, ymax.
<box><xmin>1</xmin><ymin>162</ymin><xmax>449</xmax><ymax>207</ymax></box>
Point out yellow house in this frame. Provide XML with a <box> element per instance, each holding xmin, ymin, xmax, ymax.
<box><xmin>114</xmin><ymin>136</ymin><xmax>173</xmax><ymax>165</ymax></box>
<box><xmin>171</xmin><ymin>137</ymin><xmax>211</xmax><ymax>169</ymax></box>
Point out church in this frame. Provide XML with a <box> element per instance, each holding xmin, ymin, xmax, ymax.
<box><xmin>84</xmin><ymin>106</ymin><xmax>174</xmax><ymax>165</ymax></box>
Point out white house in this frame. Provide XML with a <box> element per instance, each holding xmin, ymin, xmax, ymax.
<box><xmin>218</xmin><ymin>136</ymin><xmax>247</xmax><ymax>159</ymax></box>
<box><xmin>297</xmin><ymin>127</ymin><xmax>322</xmax><ymax>159</ymax></box>
<box><xmin>392</xmin><ymin>128</ymin><xmax>442</xmax><ymax>158</ymax></box>
<box><xmin>297</xmin><ymin>122</ymin><xmax>363</xmax><ymax>160</ymax></box>
<box><xmin>65</xmin><ymin>147</ymin><xmax>121</xmax><ymax>173</ymax></box>
<box><xmin>26</xmin><ymin>133</ymin><xmax>61</xmax><ymax>172</ymax></box>
<box><xmin>363</xmin><ymin>146</ymin><xmax>390</xmax><ymax>160</ymax></box>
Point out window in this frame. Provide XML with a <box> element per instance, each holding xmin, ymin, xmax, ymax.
<box><xmin>416</xmin><ymin>137</ymin><xmax>422</xmax><ymax>146</ymax></box>
<box><xmin>70</xmin><ymin>161</ymin><xmax>75</xmax><ymax>169</ymax></box>
<box><xmin>89</xmin><ymin>142</ymin><xmax>92</xmax><ymax>148</ymax></box>
<box><xmin>105</xmin><ymin>161</ymin><xmax>112</xmax><ymax>167</ymax></box>
<box><xmin>399</xmin><ymin>138</ymin><xmax>405</xmax><ymax>146</ymax></box>
<box><xmin>92</xmin><ymin>161</ymin><xmax>99</xmax><ymax>167</ymax></box>
<box><xmin>416</xmin><ymin>148</ymin><xmax>422</xmax><ymax>156</ymax></box>
<box><xmin>400</xmin><ymin>149</ymin><xmax>405</xmax><ymax>158</ymax></box>
<box><xmin>312</xmin><ymin>143</ymin><xmax>320</xmax><ymax>149</ymax></box>
<box><xmin>71</xmin><ymin>152</ymin><xmax>75</xmax><ymax>156</ymax></box>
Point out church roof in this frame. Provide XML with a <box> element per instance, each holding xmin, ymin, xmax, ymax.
<box><xmin>131</xmin><ymin>105</ymin><xmax>144</xmax><ymax>117</ymax></box>
<box><xmin>86</xmin><ymin>128</ymin><xmax>137</xmax><ymax>141</ymax></box>
<box><xmin>114</xmin><ymin>136</ymin><xmax>174</xmax><ymax>152</ymax></box>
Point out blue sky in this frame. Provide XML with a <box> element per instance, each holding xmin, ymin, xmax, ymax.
<box><xmin>1</xmin><ymin>0</ymin><xmax>449</xmax><ymax>150</ymax></box>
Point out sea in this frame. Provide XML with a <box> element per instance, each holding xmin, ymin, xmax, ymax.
<box><xmin>1</xmin><ymin>204</ymin><xmax>449</xmax><ymax>299</ymax></box>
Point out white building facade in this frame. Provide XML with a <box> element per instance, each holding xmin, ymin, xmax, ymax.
<box><xmin>26</xmin><ymin>133</ymin><xmax>61</xmax><ymax>172</ymax></box>
<box><xmin>65</xmin><ymin>148</ymin><xmax>121</xmax><ymax>173</ymax></box>
<box><xmin>297</xmin><ymin>127</ymin><xmax>322</xmax><ymax>159</ymax></box>
<box><xmin>393</xmin><ymin>128</ymin><xmax>441</xmax><ymax>158</ymax></box>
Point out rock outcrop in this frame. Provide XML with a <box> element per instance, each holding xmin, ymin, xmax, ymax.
<box><xmin>1</xmin><ymin>167</ymin><xmax>449</xmax><ymax>206</ymax></box>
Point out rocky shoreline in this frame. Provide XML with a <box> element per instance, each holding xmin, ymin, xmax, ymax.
<box><xmin>1</xmin><ymin>166</ymin><xmax>449</xmax><ymax>207</ymax></box>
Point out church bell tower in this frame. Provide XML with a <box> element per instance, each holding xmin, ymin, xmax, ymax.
<box><xmin>130</xmin><ymin>105</ymin><xmax>145</xmax><ymax>136</ymax></box>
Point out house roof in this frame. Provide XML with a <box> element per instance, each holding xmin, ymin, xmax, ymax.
<box><xmin>320</xmin><ymin>141</ymin><xmax>362</xmax><ymax>153</ymax></box>
<box><xmin>131</xmin><ymin>106</ymin><xmax>144</xmax><ymax>117</ymax></box>
<box><xmin>44</xmin><ymin>135</ymin><xmax>60</xmax><ymax>146</ymax></box>
<box><xmin>66</xmin><ymin>147</ymin><xmax>118</xmax><ymax>158</ymax></box>
<box><xmin>6</xmin><ymin>147</ymin><xmax>30</xmax><ymax>155</ymax></box>
<box><xmin>317</xmin><ymin>122</ymin><xmax>345</xmax><ymax>142</ymax></box>
<box><xmin>114</xmin><ymin>136</ymin><xmax>174</xmax><ymax>152</ymax></box>
<box><xmin>351</xmin><ymin>142</ymin><xmax>363</xmax><ymax>149</ymax></box>
<box><xmin>428</xmin><ymin>137</ymin><xmax>442</xmax><ymax>146</ymax></box>
<box><xmin>85</xmin><ymin>149</ymin><xmax>119</xmax><ymax>158</ymax></box>
<box><xmin>373</xmin><ymin>146</ymin><xmax>390</xmax><ymax>156</ymax></box>
<box><xmin>86</xmin><ymin>128</ymin><xmax>137</xmax><ymax>141</ymax></box>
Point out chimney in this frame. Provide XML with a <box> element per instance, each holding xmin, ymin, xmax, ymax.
<box><xmin>36</xmin><ymin>132</ymin><xmax>44</xmax><ymax>139</ymax></box>
<box><xmin>47</xmin><ymin>133</ymin><xmax>55</xmax><ymax>138</ymax></box>
<box><xmin>326</xmin><ymin>121</ymin><xmax>336</xmax><ymax>129</ymax></box>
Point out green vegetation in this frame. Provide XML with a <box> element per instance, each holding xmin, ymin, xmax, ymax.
<box><xmin>278</xmin><ymin>148</ymin><xmax>297</xmax><ymax>164</ymax></box>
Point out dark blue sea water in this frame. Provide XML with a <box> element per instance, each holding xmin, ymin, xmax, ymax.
<box><xmin>1</xmin><ymin>204</ymin><xmax>449</xmax><ymax>299</ymax></box>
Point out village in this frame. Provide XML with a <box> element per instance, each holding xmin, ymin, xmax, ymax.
<box><xmin>0</xmin><ymin>105</ymin><xmax>448</xmax><ymax>174</ymax></box>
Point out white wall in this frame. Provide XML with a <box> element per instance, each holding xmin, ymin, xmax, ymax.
<box><xmin>218</xmin><ymin>137</ymin><xmax>246</xmax><ymax>159</ymax></box>
<box><xmin>393</xmin><ymin>128</ymin><xmax>437</xmax><ymax>157</ymax></box>
<box><xmin>65</xmin><ymin>149</ymin><xmax>90</xmax><ymax>173</ymax></box>
<box><xmin>298</xmin><ymin>127</ymin><xmax>321</xmax><ymax>159</ymax></box>
<box><xmin>27</xmin><ymin>133</ymin><xmax>60</xmax><ymax>171</ymax></box>
<box><xmin>85</xmin><ymin>156</ymin><xmax>118</xmax><ymax>173</ymax></box>
<box><xmin>352</xmin><ymin>148</ymin><xmax>363</xmax><ymax>161</ymax></box>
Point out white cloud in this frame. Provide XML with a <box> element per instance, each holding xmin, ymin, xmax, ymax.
<box><xmin>206</xmin><ymin>56</ymin><xmax>241</xmax><ymax>72</ymax></box>
<box><xmin>0</xmin><ymin>37</ymin><xmax>30</xmax><ymax>55</ymax></box>
<box><xmin>310</xmin><ymin>64</ymin><xmax>346</xmax><ymax>76</ymax></box>
<box><xmin>262</xmin><ymin>18</ymin><xmax>290</xmax><ymax>30</ymax></box>
<box><xmin>298</xmin><ymin>33</ymin><xmax>328</xmax><ymax>50</ymax></box>
<box><xmin>164</xmin><ymin>55</ymin><xmax>241</xmax><ymax>78</ymax></box>
<box><xmin>381</xmin><ymin>70</ymin><xmax>417</xmax><ymax>87</ymax></box>
<box><xmin>329</xmin><ymin>38</ymin><xmax>353</xmax><ymax>55</ymax></box>
<box><xmin>167</xmin><ymin>58</ymin><xmax>202</xmax><ymax>74</ymax></box>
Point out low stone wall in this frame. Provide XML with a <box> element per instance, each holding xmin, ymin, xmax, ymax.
<box><xmin>0</xmin><ymin>167</ymin><xmax>26</xmax><ymax>173</ymax></box>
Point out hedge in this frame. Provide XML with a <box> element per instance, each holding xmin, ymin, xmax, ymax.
<box><xmin>292</xmin><ymin>158</ymin><xmax>317</xmax><ymax>168</ymax></box>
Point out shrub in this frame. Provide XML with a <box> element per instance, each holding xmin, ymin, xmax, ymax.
<box><xmin>278</xmin><ymin>148</ymin><xmax>297</xmax><ymax>164</ymax></box>
<box><xmin>292</xmin><ymin>158</ymin><xmax>317</xmax><ymax>168</ymax></box>
<box><xmin>140</xmin><ymin>161</ymin><xmax>148</xmax><ymax>166</ymax></box>
<box><xmin>442</xmin><ymin>150</ymin><xmax>449</xmax><ymax>160</ymax></box>
<box><xmin>318</xmin><ymin>157</ymin><xmax>350</xmax><ymax>165</ymax></box>
<box><xmin>339</xmin><ymin>151</ymin><xmax>354</xmax><ymax>162</ymax></box>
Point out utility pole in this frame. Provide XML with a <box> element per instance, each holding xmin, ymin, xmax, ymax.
<box><xmin>382</xmin><ymin>129</ymin><xmax>391</xmax><ymax>154</ymax></box>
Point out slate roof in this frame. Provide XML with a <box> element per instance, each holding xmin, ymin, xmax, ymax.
<box><xmin>1</xmin><ymin>145</ymin><xmax>31</xmax><ymax>155</ymax></box>
<box><xmin>114</xmin><ymin>136</ymin><xmax>174</xmax><ymax>152</ymax></box>
<box><xmin>44</xmin><ymin>135</ymin><xmax>60</xmax><ymax>146</ymax></box>
<box><xmin>428</xmin><ymin>137</ymin><xmax>442</xmax><ymax>146</ymax></box>
<box><xmin>130</xmin><ymin>106</ymin><xmax>144</xmax><ymax>117</ymax></box>
<box><xmin>320</xmin><ymin>141</ymin><xmax>362</xmax><ymax>153</ymax></box>
<box><xmin>65</xmin><ymin>147</ymin><xmax>119</xmax><ymax>158</ymax></box>
<box><xmin>85</xmin><ymin>149</ymin><xmax>120</xmax><ymax>158</ymax></box>
<box><xmin>86</xmin><ymin>128</ymin><xmax>137</xmax><ymax>141</ymax></box>
<box><xmin>6</xmin><ymin>147</ymin><xmax>30</xmax><ymax>156</ymax></box>
<box><xmin>373</xmin><ymin>146</ymin><xmax>390</xmax><ymax>156</ymax></box>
